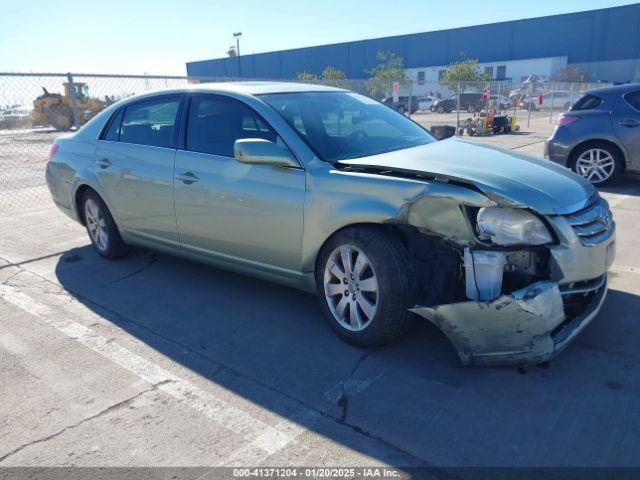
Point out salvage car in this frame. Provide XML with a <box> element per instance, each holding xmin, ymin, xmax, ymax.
<box><xmin>46</xmin><ymin>82</ymin><xmax>615</xmax><ymax>365</ymax></box>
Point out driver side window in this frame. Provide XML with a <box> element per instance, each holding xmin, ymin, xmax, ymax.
<box><xmin>185</xmin><ymin>95</ymin><xmax>287</xmax><ymax>157</ymax></box>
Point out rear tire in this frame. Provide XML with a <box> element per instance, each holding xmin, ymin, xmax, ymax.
<box><xmin>570</xmin><ymin>142</ymin><xmax>623</xmax><ymax>186</ymax></box>
<box><xmin>397</xmin><ymin>105</ymin><xmax>406</xmax><ymax>114</ymax></box>
<box><xmin>81</xmin><ymin>190</ymin><xmax>130</xmax><ymax>259</ymax></box>
<box><xmin>316</xmin><ymin>226</ymin><xmax>416</xmax><ymax>347</ymax></box>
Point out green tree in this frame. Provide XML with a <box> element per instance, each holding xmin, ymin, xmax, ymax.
<box><xmin>366</xmin><ymin>51</ymin><xmax>407</xmax><ymax>100</ymax></box>
<box><xmin>440</xmin><ymin>59</ymin><xmax>490</xmax><ymax>90</ymax></box>
<box><xmin>296</xmin><ymin>66</ymin><xmax>347</xmax><ymax>85</ymax></box>
<box><xmin>320</xmin><ymin>66</ymin><xmax>346</xmax><ymax>86</ymax></box>
<box><xmin>296</xmin><ymin>71</ymin><xmax>319</xmax><ymax>82</ymax></box>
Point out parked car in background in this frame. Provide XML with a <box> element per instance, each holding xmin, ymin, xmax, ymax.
<box><xmin>0</xmin><ymin>105</ymin><xmax>32</xmax><ymax>129</ymax></box>
<box><xmin>489</xmin><ymin>94</ymin><xmax>511</xmax><ymax>111</ymax></box>
<box><xmin>432</xmin><ymin>92</ymin><xmax>485</xmax><ymax>113</ymax></box>
<box><xmin>520</xmin><ymin>91</ymin><xmax>576</xmax><ymax>111</ymax></box>
<box><xmin>546</xmin><ymin>84</ymin><xmax>640</xmax><ymax>185</ymax></box>
<box><xmin>382</xmin><ymin>95</ymin><xmax>419</xmax><ymax>114</ymax></box>
<box><xmin>46</xmin><ymin>82</ymin><xmax>614</xmax><ymax>366</ymax></box>
<box><xmin>417</xmin><ymin>96</ymin><xmax>435</xmax><ymax>112</ymax></box>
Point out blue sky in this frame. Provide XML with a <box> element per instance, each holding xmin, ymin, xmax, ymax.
<box><xmin>1</xmin><ymin>0</ymin><xmax>638</xmax><ymax>75</ymax></box>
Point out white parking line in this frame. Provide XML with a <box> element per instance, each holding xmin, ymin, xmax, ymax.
<box><xmin>610</xmin><ymin>264</ymin><xmax>640</xmax><ymax>275</ymax></box>
<box><xmin>0</xmin><ymin>283</ymin><xmax>316</xmax><ymax>464</ymax></box>
<box><xmin>604</xmin><ymin>193</ymin><xmax>629</xmax><ymax>208</ymax></box>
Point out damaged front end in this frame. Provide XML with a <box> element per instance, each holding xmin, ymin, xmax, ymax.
<box><xmin>398</xmin><ymin>191</ymin><xmax>614</xmax><ymax>366</ymax></box>
<box><xmin>411</xmin><ymin>277</ymin><xmax>607</xmax><ymax>366</ymax></box>
<box><xmin>335</xmin><ymin>140</ymin><xmax>615</xmax><ymax>366</ymax></box>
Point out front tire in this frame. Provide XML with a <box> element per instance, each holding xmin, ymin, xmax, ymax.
<box><xmin>316</xmin><ymin>226</ymin><xmax>416</xmax><ymax>347</ymax></box>
<box><xmin>81</xmin><ymin>190</ymin><xmax>130</xmax><ymax>259</ymax></box>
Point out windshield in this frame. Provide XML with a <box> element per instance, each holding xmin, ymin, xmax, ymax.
<box><xmin>260</xmin><ymin>92</ymin><xmax>435</xmax><ymax>162</ymax></box>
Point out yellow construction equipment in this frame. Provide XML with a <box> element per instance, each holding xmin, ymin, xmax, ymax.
<box><xmin>32</xmin><ymin>82</ymin><xmax>112</xmax><ymax>131</ymax></box>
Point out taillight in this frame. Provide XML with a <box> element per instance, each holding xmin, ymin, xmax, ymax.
<box><xmin>48</xmin><ymin>144</ymin><xmax>59</xmax><ymax>162</ymax></box>
<box><xmin>555</xmin><ymin>115</ymin><xmax>579</xmax><ymax>126</ymax></box>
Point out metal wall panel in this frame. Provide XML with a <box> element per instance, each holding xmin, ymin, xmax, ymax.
<box><xmin>186</xmin><ymin>4</ymin><xmax>640</xmax><ymax>80</ymax></box>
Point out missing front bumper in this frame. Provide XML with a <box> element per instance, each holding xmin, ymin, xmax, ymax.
<box><xmin>411</xmin><ymin>276</ymin><xmax>608</xmax><ymax>366</ymax></box>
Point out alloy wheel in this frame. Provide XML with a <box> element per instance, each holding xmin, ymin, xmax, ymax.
<box><xmin>85</xmin><ymin>198</ymin><xmax>109</xmax><ymax>252</ymax></box>
<box><xmin>323</xmin><ymin>245</ymin><xmax>379</xmax><ymax>332</ymax></box>
<box><xmin>575</xmin><ymin>148</ymin><xmax>616</xmax><ymax>184</ymax></box>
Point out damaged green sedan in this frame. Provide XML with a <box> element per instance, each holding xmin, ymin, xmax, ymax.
<box><xmin>46</xmin><ymin>82</ymin><xmax>615</xmax><ymax>366</ymax></box>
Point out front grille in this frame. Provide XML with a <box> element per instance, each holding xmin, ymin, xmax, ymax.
<box><xmin>559</xmin><ymin>274</ymin><xmax>606</xmax><ymax>296</ymax></box>
<box><xmin>563</xmin><ymin>196</ymin><xmax>615</xmax><ymax>246</ymax></box>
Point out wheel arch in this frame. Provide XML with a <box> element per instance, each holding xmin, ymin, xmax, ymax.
<box><xmin>73</xmin><ymin>182</ymin><xmax>121</xmax><ymax>227</ymax></box>
<box><xmin>568</xmin><ymin>139</ymin><xmax>627</xmax><ymax>172</ymax></box>
<box><xmin>312</xmin><ymin>222</ymin><xmax>408</xmax><ymax>275</ymax></box>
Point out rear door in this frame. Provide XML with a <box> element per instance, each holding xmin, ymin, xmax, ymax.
<box><xmin>94</xmin><ymin>95</ymin><xmax>183</xmax><ymax>246</ymax></box>
<box><xmin>173</xmin><ymin>94</ymin><xmax>305</xmax><ymax>272</ymax></box>
<box><xmin>612</xmin><ymin>90</ymin><xmax>640</xmax><ymax>166</ymax></box>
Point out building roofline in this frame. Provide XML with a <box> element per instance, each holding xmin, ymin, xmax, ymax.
<box><xmin>187</xmin><ymin>4</ymin><xmax>639</xmax><ymax>66</ymax></box>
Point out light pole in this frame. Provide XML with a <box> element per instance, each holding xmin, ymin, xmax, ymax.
<box><xmin>233</xmin><ymin>32</ymin><xmax>242</xmax><ymax>77</ymax></box>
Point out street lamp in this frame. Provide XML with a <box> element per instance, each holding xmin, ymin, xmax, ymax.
<box><xmin>233</xmin><ymin>32</ymin><xmax>242</xmax><ymax>77</ymax></box>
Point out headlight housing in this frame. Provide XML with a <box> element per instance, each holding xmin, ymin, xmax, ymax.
<box><xmin>476</xmin><ymin>207</ymin><xmax>553</xmax><ymax>246</ymax></box>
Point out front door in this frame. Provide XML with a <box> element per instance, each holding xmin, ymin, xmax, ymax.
<box><xmin>94</xmin><ymin>95</ymin><xmax>183</xmax><ymax>246</ymax></box>
<box><xmin>173</xmin><ymin>94</ymin><xmax>305</xmax><ymax>273</ymax></box>
<box><xmin>612</xmin><ymin>89</ymin><xmax>640</xmax><ymax>166</ymax></box>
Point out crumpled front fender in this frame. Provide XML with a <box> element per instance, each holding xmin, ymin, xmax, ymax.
<box><xmin>411</xmin><ymin>280</ymin><xmax>605</xmax><ymax>366</ymax></box>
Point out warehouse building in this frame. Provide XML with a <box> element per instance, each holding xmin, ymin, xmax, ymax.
<box><xmin>186</xmin><ymin>4</ymin><xmax>640</xmax><ymax>90</ymax></box>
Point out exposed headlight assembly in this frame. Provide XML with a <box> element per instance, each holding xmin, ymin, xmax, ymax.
<box><xmin>476</xmin><ymin>207</ymin><xmax>552</xmax><ymax>246</ymax></box>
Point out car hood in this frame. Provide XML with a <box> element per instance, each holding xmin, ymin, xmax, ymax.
<box><xmin>338</xmin><ymin>137</ymin><xmax>595</xmax><ymax>215</ymax></box>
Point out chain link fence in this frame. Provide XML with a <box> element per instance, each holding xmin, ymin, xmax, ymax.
<box><xmin>0</xmin><ymin>72</ymin><xmax>609</xmax><ymax>211</ymax></box>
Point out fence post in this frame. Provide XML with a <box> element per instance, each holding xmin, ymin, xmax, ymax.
<box><xmin>66</xmin><ymin>72</ymin><xmax>81</xmax><ymax>130</ymax></box>
<box><xmin>408</xmin><ymin>80</ymin><xmax>413</xmax><ymax>118</ymax></box>
<box><xmin>549</xmin><ymin>83</ymin><xmax>554</xmax><ymax>123</ymax></box>
<box><xmin>497</xmin><ymin>81</ymin><xmax>502</xmax><ymax>114</ymax></box>
<box><xmin>527</xmin><ymin>90</ymin><xmax>532</xmax><ymax>128</ymax></box>
<box><xmin>455</xmin><ymin>82</ymin><xmax>461</xmax><ymax>136</ymax></box>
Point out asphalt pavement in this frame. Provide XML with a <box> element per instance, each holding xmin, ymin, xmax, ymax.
<box><xmin>1</xmin><ymin>122</ymin><xmax>640</xmax><ymax>468</ymax></box>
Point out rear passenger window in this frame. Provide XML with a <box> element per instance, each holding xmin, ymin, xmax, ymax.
<box><xmin>572</xmin><ymin>94</ymin><xmax>602</xmax><ymax>111</ymax></box>
<box><xmin>624</xmin><ymin>91</ymin><xmax>640</xmax><ymax>111</ymax></box>
<box><xmin>186</xmin><ymin>95</ymin><xmax>279</xmax><ymax>157</ymax></box>
<box><xmin>119</xmin><ymin>97</ymin><xmax>180</xmax><ymax>148</ymax></box>
<box><xmin>102</xmin><ymin>109</ymin><xmax>123</xmax><ymax>141</ymax></box>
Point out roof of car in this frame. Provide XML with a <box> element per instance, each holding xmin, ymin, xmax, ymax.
<box><xmin>186</xmin><ymin>81</ymin><xmax>346</xmax><ymax>95</ymax></box>
<box><xmin>586</xmin><ymin>83</ymin><xmax>640</xmax><ymax>96</ymax></box>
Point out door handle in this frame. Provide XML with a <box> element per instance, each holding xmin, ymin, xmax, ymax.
<box><xmin>618</xmin><ymin>119</ymin><xmax>639</xmax><ymax>127</ymax></box>
<box><xmin>176</xmin><ymin>171</ymin><xmax>199</xmax><ymax>184</ymax></box>
<box><xmin>96</xmin><ymin>158</ymin><xmax>111</xmax><ymax>169</ymax></box>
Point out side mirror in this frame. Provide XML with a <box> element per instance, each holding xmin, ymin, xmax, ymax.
<box><xmin>233</xmin><ymin>138</ymin><xmax>299</xmax><ymax>168</ymax></box>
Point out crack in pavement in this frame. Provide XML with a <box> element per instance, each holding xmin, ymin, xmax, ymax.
<box><xmin>333</xmin><ymin>349</ymin><xmax>378</xmax><ymax>423</ymax></box>
<box><xmin>511</xmin><ymin>139</ymin><xmax>546</xmax><ymax>150</ymax></box>
<box><xmin>0</xmin><ymin>380</ymin><xmax>173</xmax><ymax>464</ymax></box>
<box><xmin>98</xmin><ymin>252</ymin><xmax>158</xmax><ymax>288</ymax></box>
<box><xmin>1</xmin><ymin>270</ymin><xmax>23</xmax><ymax>286</ymax></box>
